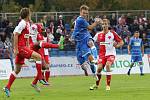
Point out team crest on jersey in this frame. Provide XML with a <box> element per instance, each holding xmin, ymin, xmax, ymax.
<box><xmin>108</xmin><ymin>36</ymin><xmax>111</xmax><ymax>39</ymax></box>
<box><xmin>134</xmin><ymin>42</ymin><xmax>140</xmax><ymax>46</ymax></box>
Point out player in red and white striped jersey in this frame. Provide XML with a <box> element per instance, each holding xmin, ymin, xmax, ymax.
<box><xmin>90</xmin><ymin>19</ymin><xmax>124</xmax><ymax>90</ymax></box>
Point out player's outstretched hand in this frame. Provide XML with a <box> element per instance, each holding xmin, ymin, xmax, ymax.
<box><xmin>95</xmin><ymin>18</ymin><xmax>103</xmax><ymax>25</ymax></box>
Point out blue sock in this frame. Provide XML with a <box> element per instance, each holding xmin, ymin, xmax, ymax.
<box><xmin>139</xmin><ymin>65</ymin><xmax>143</xmax><ymax>74</ymax></box>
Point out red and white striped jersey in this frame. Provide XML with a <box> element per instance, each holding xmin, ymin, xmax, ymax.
<box><xmin>93</xmin><ymin>30</ymin><xmax>122</xmax><ymax>57</ymax></box>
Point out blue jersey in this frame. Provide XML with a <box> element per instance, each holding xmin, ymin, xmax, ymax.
<box><xmin>72</xmin><ymin>16</ymin><xmax>91</xmax><ymax>41</ymax></box>
<box><xmin>129</xmin><ymin>37</ymin><xmax>143</xmax><ymax>56</ymax></box>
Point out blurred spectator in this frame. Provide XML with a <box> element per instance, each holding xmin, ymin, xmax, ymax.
<box><xmin>3</xmin><ymin>37</ymin><xmax>14</xmax><ymax>70</ymax></box>
<box><xmin>110</xmin><ymin>13</ymin><xmax>117</xmax><ymax>27</ymax></box>
<box><xmin>5</xmin><ymin>22</ymin><xmax>14</xmax><ymax>40</ymax></box>
<box><xmin>54</xmin><ymin>26</ymin><xmax>63</xmax><ymax>41</ymax></box>
<box><xmin>142</xmin><ymin>32</ymin><xmax>149</xmax><ymax>49</ymax></box>
<box><xmin>46</xmin><ymin>28</ymin><xmax>54</xmax><ymax>42</ymax></box>
<box><xmin>57</xmin><ymin>15</ymin><xmax>65</xmax><ymax>33</ymax></box>
<box><xmin>0</xmin><ymin>37</ymin><xmax>4</xmax><ymax>49</ymax></box>
<box><xmin>46</xmin><ymin>15</ymin><xmax>56</xmax><ymax>33</ymax></box>
<box><xmin>41</xmin><ymin>15</ymin><xmax>48</xmax><ymax>28</ymax></box>
<box><xmin>131</xmin><ymin>18</ymin><xmax>139</xmax><ymax>34</ymax></box>
<box><xmin>118</xmin><ymin>14</ymin><xmax>126</xmax><ymax>26</ymax></box>
<box><xmin>0</xmin><ymin>17</ymin><xmax>9</xmax><ymax>28</ymax></box>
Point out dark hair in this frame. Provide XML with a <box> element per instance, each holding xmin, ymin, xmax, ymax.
<box><xmin>20</xmin><ymin>8</ymin><xmax>30</xmax><ymax>19</ymax></box>
<box><xmin>134</xmin><ymin>31</ymin><xmax>139</xmax><ymax>34</ymax></box>
<box><xmin>80</xmin><ymin>5</ymin><xmax>89</xmax><ymax>11</ymax></box>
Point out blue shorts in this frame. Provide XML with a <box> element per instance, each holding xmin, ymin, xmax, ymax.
<box><xmin>76</xmin><ymin>37</ymin><xmax>92</xmax><ymax>65</ymax></box>
<box><xmin>131</xmin><ymin>55</ymin><xmax>142</xmax><ymax>63</ymax></box>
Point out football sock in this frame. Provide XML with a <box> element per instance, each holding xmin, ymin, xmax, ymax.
<box><xmin>6</xmin><ymin>71</ymin><xmax>17</xmax><ymax>90</ymax></box>
<box><xmin>139</xmin><ymin>65</ymin><xmax>143</xmax><ymax>74</ymax></box>
<box><xmin>96</xmin><ymin>73</ymin><xmax>101</xmax><ymax>86</ymax></box>
<box><xmin>40</xmin><ymin>42</ymin><xmax>59</xmax><ymax>48</ymax></box>
<box><xmin>45</xmin><ymin>70</ymin><xmax>50</xmax><ymax>82</ymax></box>
<box><xmin>106</xmin><ymin>72</ymin><xmax>112</xmax><ymax>86</ymax></box>
<box><xmin>36</xmin><ymin>61</ymin><xmax>43</xmax><ymax>80</ymax></box>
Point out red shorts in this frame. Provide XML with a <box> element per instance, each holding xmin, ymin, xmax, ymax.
<box><xmin>30</xmin><ymin>43</ymin><xmax>40</xmax><ymax>52</ymax></box>
<box><xmin>15</xmin><ymin>46</ymin><xmax>33</xmax><ymax>64</ymax></box>
<box><xmin>98</xmin><ymin>55</ymin><xmax>115</xmax><ymax>65</ymax></box>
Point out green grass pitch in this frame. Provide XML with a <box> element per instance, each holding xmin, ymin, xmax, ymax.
<box><xmin>0</xmin><ymin>74</ymin><xmax>150</xmax><ymax>100</ymax></box>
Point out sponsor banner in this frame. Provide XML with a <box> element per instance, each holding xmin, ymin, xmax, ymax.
<box><xmin>101</xmin><ymin>54</ymin><xmax>150</xmax><ymax>74</ymax></box>
<box><xmin>0</xmin><ymin>54</ymin><xmax>150</xmax><ymax>80</ymax></box>
<box><xmin>0</xmin><ymin>59</ymin><xmax>12</xmax><ymax>80</ymax></box>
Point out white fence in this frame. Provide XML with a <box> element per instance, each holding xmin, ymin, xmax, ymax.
<box><xmin>0</xmin><ymin>10</ymin><xmax>150</xmax><ymax>23</ymax></box>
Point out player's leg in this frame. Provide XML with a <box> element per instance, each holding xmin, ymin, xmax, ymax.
<box><xmin>127</xmin><ymin>56</ymin><xmax>135</xmax><ymax>75</ymax></box>
<box><xmin>105</xmin><ymin>56</ymin><xmax>115</xmax><ymax>90</ymax></box>
<box><xmin>90</xmin><ymin>63</ymin><xmax>104</xmax><ymax>90</ymax></box>
<box><xmin>76</xmin><ymin>49</ymin><xmax>89</xmax><ymax>76</ymax></box>
<box><xmin>4</xmin><ymin>64</ymin><xmax>22</xmax><ymax>97</ymax></box>
<box><xmin>44</xmin><ymin>55</ymin><xmax>50</xmax><ymax>82</ymax></box>
<box><xmin>31</xmin><ymin>51</ymin><xmax>48</xmax><ymax>85</ymax></box>
<box><xmin>88</xmin><ymin>39</ymin><xmax>98</xmax><ymax>74</ymax></box>
<box><xmin>138</xmin><ymin>56</ymin><xmax>144</xmax><ymax>76</ymax></box>
<box><xmin>81</xmin><ymin>62</ymin><xmax>88</xmax><ymax>76</ymax></box>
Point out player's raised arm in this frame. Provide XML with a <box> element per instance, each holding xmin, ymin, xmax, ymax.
<box><xmin>88</xmin><ymin>18</ymin><xmax>102</xmax><ymax>30</ymax></box>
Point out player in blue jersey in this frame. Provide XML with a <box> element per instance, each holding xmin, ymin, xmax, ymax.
<box><xmin>127</xmin><ymin>31</ymin><xmax>144</xmax><ymax>76</ymax></box>
<box><xmin>72</xmin><ymin>5</ymin><xmax>101</xmax><ymax>78</ymax></box>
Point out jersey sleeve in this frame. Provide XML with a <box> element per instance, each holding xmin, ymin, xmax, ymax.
<box><xmin>112</xmin><ymin>31</ymin><xmax>122</xmax><ymax>42</ymax></box>
<box><xmin>13</xmin><ymin>20</ymin><xmax>26</xmax><ymax>34</ymax></box>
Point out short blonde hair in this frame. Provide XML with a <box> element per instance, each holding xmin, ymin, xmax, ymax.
<box><xmin>80</xmin><ymin>5</ymin><xmax>89</xmax><ymax>11</ymax></box>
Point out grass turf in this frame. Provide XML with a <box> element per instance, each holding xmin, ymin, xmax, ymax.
<box><xmin>0</xmin><ymin>74</ymin><xmax>150</xmax><ymax>100</ymax></box>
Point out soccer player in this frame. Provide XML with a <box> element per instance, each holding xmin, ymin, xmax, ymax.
<box><xmin>30</xmin><ymin>23</ymin><xmax>61</xmax><ymax>92</ymax></box>
<box><xmin>3</xmin><ymin>8</ymin><xmax>47</xmax><ymax>97</ymax></box>
<box><xmin>72</xmin><ymin>5</ymin><xmax>101</xmax><ymax>77</ymax></box>
<box><xmin>127</xmin><ymin>31</ymin><xmax>144</xmax><ymax>76</ymax></box>
<box><xmin>90</xmin><ymin>19</ymin><xmax>124</xmax><ymax>90</ymax></box>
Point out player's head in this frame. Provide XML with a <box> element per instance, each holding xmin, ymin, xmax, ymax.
<box><xmin>102</xmin><ymin>19</ymin><xmax>110</xmax><ymax>31</ymax></box>
<box><xmin>80</xmin><ymin>5</ymin><xmax>89</xmax><ymax>19</ymax></box>
<box><xmin>134</xmin><ymin>31</ymin><xmax>140</xmax><ymax>38</ymax></box>
<box><xmin>20</xmin><ymin>7</ymin><xmax>31</xmax><ymax>20</ymax></box>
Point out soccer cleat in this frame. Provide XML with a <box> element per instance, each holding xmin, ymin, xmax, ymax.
<box><xmin>31</xmin><ymin>84</ymin><xmax>41</xmax><ymax>92</ymax></box>
<box><xmin>3</xmin><ymin>87</ymin><xmax>10</xmax><ymax>97</ymax></box>
<box><xmin>89</xmin><ymin>84</ymin><xmax>98</xmax><ymax>90</ymax></box>
<box><xmin>106</xmin><ymin>85</ymin><xmax>110</xmax><ymax>91</ymax></box>
<box><xmin>140</xmin><ymin>73</ymin><xmax>144</xmax><ymax>76</ymax></box>
<box><xmin>39</xmin><ymin>79</ymin><xmax>49</xmax><ymax>85</ymax></box>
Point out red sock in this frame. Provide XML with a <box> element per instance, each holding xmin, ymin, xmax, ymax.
<box><xmin>40</xmin><ymin>42</ymin><xmax>59</xmax><ymax>48</ymax></box>
<box><xmin>96</xmin><ymin>74</ymin><xmax>101</xmax><ymax>86</ymax></box>
<box><xmin>36</xmin><ymin>61</ymin><xmax>43</xmax><ymax>80</ymax></box>
<box><xmin>106</xmin><ymin>72</ymin><xmax>112</xmax><ymax>86</ymax></box>
<box><xmin>32</xmin><ymin>76</ymin><xmax>38</xmax><ymax>85</ymax></box>
<box><xmin>45</xmin><ymin>70</ymin><xmax>50</xmax><ymax>82</ymax></box>
<box><xmin>6</xmin><ymin>72</ymin><xmax>16</xmax><ymax>90</ymax></box>
<box><xmin>42</xmin><ymin>71</ymin><xmax>45</xmax><ymax>79</ymax></box>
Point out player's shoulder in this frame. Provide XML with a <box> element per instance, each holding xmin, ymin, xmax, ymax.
<box><xmin>18</xmin><ymin>19</ymin><xmax>26</xmax><ymax>27</ymax></box>
<box><xmin>110</xmin><ymin>30</ymin><xmax>118</xmax><ymax>35</ymax></box>
<box><xmin>76</xmin><ymin>16</ymin><xmax>84</xmax><ymax>22</ymax></box>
